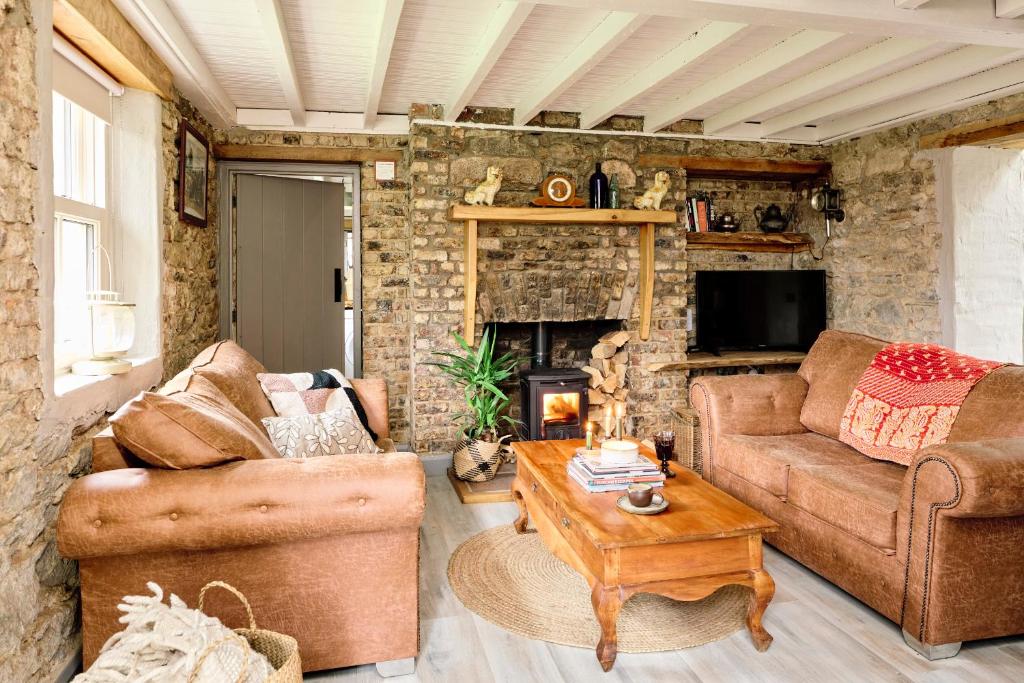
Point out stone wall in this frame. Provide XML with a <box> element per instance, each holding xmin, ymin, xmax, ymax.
<box><xmin>825</xmin><ymin>91</ymin><xmax>1024</xmax><ymax>344</ymax></box>
<box><xmin>0</xmin><ymin>1</ymin><xmax>81</xmax><ymax>679</ymax></box>
<box><xmin>161</xmin><ymin>94</ymin><xmax>219</xmax><ymax>378</ymax></box>
<box><xmin>211</xmin><ymin>128</ymin><xmax>413</xmax><ymax>444</ymax></box>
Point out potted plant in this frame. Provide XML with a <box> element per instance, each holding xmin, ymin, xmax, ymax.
<box><xmin>430</xmin><ymin>328</ymin><xmax>522</xmax><ymax>482</ymax></box>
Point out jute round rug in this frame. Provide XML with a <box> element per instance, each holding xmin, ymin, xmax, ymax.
<box><xmin>447</xmin><ymin>525</ymin><xmax>749</xmax><ymax>652</ymax></box>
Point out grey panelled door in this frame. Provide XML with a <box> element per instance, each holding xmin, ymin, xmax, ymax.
<box><xmin>236</xmin><ymin>174</ymin><xmax>346</xmax><ymax>373</ymax></box>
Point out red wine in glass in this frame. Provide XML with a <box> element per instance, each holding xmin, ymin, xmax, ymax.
<box><xmin>654</xmin><ymin>431</ymin><xmax>676</xmax><ymax>478</ymax></box>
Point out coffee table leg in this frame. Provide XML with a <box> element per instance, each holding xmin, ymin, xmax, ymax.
<box><xmin>590</xmin><ymin>584</ymin><xmax>623</xmax><ymax>672</ymax></box>
<box><xmin>746</xmin><ymin>569</ymin><xmax>775</xmax><ymax>652</ymax></box>
<box><xmin>512</xmin><ymin>488</ymin><xmax>529</xmax><ymax>533</ymax></box>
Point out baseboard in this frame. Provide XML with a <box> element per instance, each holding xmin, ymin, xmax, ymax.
<box><xmin>52</xmin><ymin>648</ymin><xmax>81</xmax><ymax>683</ymax></box>
<box><xmin>422</xmin><ymin>452</ymin><xmax>452</xmax><ymax>477</ymax></box>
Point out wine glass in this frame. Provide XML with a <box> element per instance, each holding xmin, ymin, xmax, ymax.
<box><xmin>654</xmin><ymin>430</ymin><xmax>676</xmax><ymax>478</ymax></box>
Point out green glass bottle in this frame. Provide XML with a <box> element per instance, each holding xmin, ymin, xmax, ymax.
<box><xmin>609</xmin><ymin>174</ymin><xmax>620</xmax><ymax>209</ymax></box>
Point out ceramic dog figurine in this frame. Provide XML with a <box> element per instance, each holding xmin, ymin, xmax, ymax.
<box><xmin>464</xmin><ymin>166</ymin><xmax>503</xmax><ymax>206</ymax></box>
<box><xmin>633</xmin><ymin>171</ymin><xmax>671</xmax><ymax>210</ymax></box>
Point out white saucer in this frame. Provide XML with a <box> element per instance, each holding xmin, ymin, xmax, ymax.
<box><xmin>616</xmin><ymin>493</ymin><xmax>668</xmax><ymax>515</ymax></box>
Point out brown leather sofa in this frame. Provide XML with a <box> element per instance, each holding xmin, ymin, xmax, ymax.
<box><xmin>57</xmin><ymin>341</ymin><xmax>425</xmax><ymax>676</ymax></box>
<box><xmin>691</xmin><ymin>330</ymin><xmax>1024</xmax><ymax>659</ymax></box>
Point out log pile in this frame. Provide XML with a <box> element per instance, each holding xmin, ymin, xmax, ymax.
<box><xmin>582</xmin><ymin>330</ymin><xmax>630</xmax><ymax>437</ymax></box>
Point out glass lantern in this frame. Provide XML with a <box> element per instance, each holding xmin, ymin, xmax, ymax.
<box><xmin>71</xmin><ymin>290</ymin><xmax>136</xmax><ymax>376</ymax></box>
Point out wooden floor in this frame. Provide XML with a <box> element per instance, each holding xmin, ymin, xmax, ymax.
<box><xmin>309</xmin><ymin>475</ymin><xmax>1024</xmax><ymax>683</ymax></box>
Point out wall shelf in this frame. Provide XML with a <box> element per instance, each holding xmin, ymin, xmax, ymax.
<box><xmin>448</xmin><ymin>205</ymin><xmax>678</xmax><ymax>342</ymax></box>
<box><xmin>638</xmin><ymin>154</ymin><xmax>830</xmax><ymax>182</ymax></box>
<box><xmin>686</xmin><ymin>232</ymin><xmax>815</xmax><ymax>253</ymax></box>
<box><xmin>647</xmin><ymin>350</ymin><xmax>807</xmax><ymax>372</ymax></box>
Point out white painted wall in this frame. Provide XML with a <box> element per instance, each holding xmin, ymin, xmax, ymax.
<box><xmin>937</xmin><ymin>146</ymin><xmax>1024</xmax><ymax>363</ymax></box>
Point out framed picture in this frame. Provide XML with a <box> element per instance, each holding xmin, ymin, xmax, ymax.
<box><xmin>178</xmin><ymin>120</ymin><xmax>209</xmax><ymax>227</ymax></box>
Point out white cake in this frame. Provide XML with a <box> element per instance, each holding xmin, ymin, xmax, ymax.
<box><xmin>600</xmin><ymin>439</ymin><xmax>640</xmax><ymax>466</ymax></box>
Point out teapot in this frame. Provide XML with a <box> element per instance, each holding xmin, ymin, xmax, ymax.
<box><xmin>754</xmin><ymin>204</ymin><xmax>794</xmax><ymax>233</ymax></box>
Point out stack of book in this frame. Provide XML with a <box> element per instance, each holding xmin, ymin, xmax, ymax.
<box><xmin>567</xmin><ymin>452</ymin><xmax>665</xmax><ymax>493</ymax></box>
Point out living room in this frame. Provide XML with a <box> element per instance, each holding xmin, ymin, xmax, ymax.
<box><xmin>3</xmin><ymin>0</ymin><xmax>1024</xmax><ymax>681</ymax></box>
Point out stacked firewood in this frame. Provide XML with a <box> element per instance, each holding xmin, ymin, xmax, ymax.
<box><xmin>581</xmin><ymin>330</ymin><xmax>631</xmax><ymax>437</ymax></box>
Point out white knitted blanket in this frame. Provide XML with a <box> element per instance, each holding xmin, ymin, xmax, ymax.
<box><xmin>74</xmin><ymin>583</ymin><xmax>274</xmax><ymax>683</ymax></box>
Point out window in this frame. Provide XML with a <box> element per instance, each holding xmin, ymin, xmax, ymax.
<box><xmin>52</xmin><ymin>90</ymin><xmax>109</xmax><ymax>371</ymax></box>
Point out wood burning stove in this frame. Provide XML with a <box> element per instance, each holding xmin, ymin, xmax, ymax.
<box><xmin>518</xmin><ymin>321</ymin><xmax>589</xmax><ymax>440</ymax></box>
<box><xmin>519</xmin><ymin>367</ymin><xmax>589</xmax><ymax>441</ymax></box>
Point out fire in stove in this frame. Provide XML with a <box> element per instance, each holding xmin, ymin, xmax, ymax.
<box><xmin>543</xmin><ymin>392</ymin><xmax>580</xmax><ymax>427</ymax></box>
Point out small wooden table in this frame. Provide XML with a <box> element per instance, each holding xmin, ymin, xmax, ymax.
<box><xmin>510</xmin><ymin>439</ymin><xmax>779</xmax><ymax>671</ymax></box>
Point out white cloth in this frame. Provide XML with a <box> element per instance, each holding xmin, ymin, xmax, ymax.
<box><xmin>74</xmin><ymin>583</ymin><xmax>274</xmax><ymax>683</ymax></box>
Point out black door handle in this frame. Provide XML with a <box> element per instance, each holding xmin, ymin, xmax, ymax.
<box><xmin>334</xmin><ymin>268</ymin><xmax>342</xmax><ymax>303</ymax></box>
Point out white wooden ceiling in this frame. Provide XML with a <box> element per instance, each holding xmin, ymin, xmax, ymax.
<box><xmin>112</xmin><ymin>0</ymin><xmax>1024</xmax><ymax>144</ymax></box>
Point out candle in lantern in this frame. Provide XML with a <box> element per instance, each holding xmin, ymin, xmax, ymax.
<box><xmin>615</xmin><ymin>403</ymin><xmax>624</xmax><ymax>440</ymax></box>
<box><xmin>585</xmin><ymin>421</ymin><xmax>593</xmax><ymax>450</ymax></box>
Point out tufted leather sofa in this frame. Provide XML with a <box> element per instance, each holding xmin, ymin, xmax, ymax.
<box><xmin>57</xmin><ymin>342</ymin><xmax>425</xmax><ymax>674</ymax></box>
<box><xmin>691</xmin><ymin>330</ymin><xmax>1024</xmax><ymax>659</ymax></box>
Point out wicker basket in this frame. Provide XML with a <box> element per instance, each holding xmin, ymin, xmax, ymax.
<box><xmin>671</xmin><ymin>408</ymin><xmax>703</xmax><ymax>476</ymax></box>
<box><xmin>190</xmin><ymin>581</ymin><xmax>302</xmax><ymax>683</ymax></box>
<box><xmin>453</xmin><ymin>435</ymin><xmax>509</xmax><ymax>482</ymax></box>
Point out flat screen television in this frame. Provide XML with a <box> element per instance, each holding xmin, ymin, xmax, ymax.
<box><xmin>695</xmin><ymin>270</ymin><xmax>826</xmax><ymax>354</ymax></box>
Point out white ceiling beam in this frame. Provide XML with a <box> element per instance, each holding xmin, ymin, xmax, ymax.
<box><xmin>756</xmin><ymin>45</ymin><xmax>1020</xmax><ymax>137</ymax></box>
<box><xmin>816</xmin><ymin>58</ymin><xmax>1024</xmax><ymax>142</ymax></box>
<box><xmin>642</xmin><ymin>28</ymin><xmax>844</xmax><ymax>133</ymax></box>
<box><xmin>112</xmin><ymin>0</ymin><xmax>236</xmax><ymax>127</ymax></box>
<box><xmin>578</xmin><ymin>20</ymin><xmax>745</xmax><ymax>130</ymax></box>
<box><xmin>894</xmin><ymin>0</ymin><xmax>930</xmax><ymax>8</ymax></box>
<box><xmin>364</xmin><ymin>0</ymin><xmax>405</xmax><ymax>129</ymax></box>
<box><xmin>520</xmin><ymin>1</ymin><xmax>1024</xmax><ymax>49</ymax></box>
<box><xmin>512</xmin><ymin>11</ymin><xmax>647</xmax><ymax>126</ymax></box>
<box><xmin>237</xmin><ymin>109</ymin><xmax>409</xmax><ymax>134</ymax></box>
<box><xmin>704</xmin><ymin>37</ymin><xmax>934</xmax><ymax>134</ymax></box>
<box><xmin>444</xmin><ymin>2</ymin><xmax>534</xmax><ymax>122</ymax></box>
<box><xmin>997</xmin><ymin>1</ymin><xmax>1024</xmax><ymax>19</ymax></box>
<box><xmin>252</xmin><ymin>0</ymin><xmax>305</xmax><ymax>127</ymax></box>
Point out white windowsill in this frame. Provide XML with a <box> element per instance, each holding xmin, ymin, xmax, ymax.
<box><xmin>52</xmin><ymin>356</ymin><xmax>163</xmax><ymax>419</ymax></box>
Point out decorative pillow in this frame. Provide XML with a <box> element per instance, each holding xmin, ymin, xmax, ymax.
<box><xmin>256</xmin><ymin>369</ymin><xmax>378</xmax><ymax>442</ymax></box>
<box><xmin>110</xmin><ymin>381</ymin><xmax>280</xmax><ymax>469</ymax></box>
<box><xmin>261</xmin><ymin>405</ymin><xmax>380</xmax><ymax>458</ymax></box>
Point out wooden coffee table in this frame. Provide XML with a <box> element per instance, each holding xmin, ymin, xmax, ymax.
<box><xmin>510</xmin><ymin>439</ymin><xmax>779</xmax><ymax>671</ymax></box>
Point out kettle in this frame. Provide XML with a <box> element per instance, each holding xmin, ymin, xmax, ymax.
<box><xmin>754</xmin><ymin>204</ymin><xmax>793</xmax><ymax>233</ymax></box>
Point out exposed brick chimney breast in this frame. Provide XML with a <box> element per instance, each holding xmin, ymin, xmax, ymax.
<box><xmin>477</xmin><ymin>270</ymin><xmax>637</xmax><ymax>323</ymax></box>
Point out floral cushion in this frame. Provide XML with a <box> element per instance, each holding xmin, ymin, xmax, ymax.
<box><xmin>261</xmin><ymin>405</ymin><xmax>380</xmax><ymax>458</ymax></box>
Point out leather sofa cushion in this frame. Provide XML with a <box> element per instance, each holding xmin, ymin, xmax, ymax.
<box><xmin>798</xmin><ymin>330</ymin><xmax>886</xmax><ymax>439</ymax></box>
<box><xmin>788</xmin><ymin>462</ymin><xmax>905</xmax><ymax>552</ymax></box>
<box><xmin>110</xmin><ymin>378</ymin><xmax>280</xmax><ymax>469</ymax></box>
<box><xmin>717</xmin><ymin>432</ymin><xmax>867</xmax><ymax>498</ymax></box>
<box><xmin>949</xmin><ymin>366</ymin><xmax>1024</xmax><ymax>442</ymax></box>
<box><xmin>189</xmin><ymin>340</ymin><xmax>275</xmax><ymax>427</ymax></box>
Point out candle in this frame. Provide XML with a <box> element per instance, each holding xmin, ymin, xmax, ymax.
<box><xmin>603</xmin><ymin>405</ymin><xmax>613</xmax><ymax>438</ymax></box>
<box><xmin>585</xmin><ymin>421</ymin><xmax>593</xmax><ymax>450</ymax></box>
<box><xmin>615</xmin><ymin>403</ymin><xmax>624</xmax><ymax>440</ymax></box>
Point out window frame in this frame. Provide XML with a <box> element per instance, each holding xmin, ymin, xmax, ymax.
<box><xmin>51</xmin><ymin>89</ymin><xmax>112</xmax><ymax>373</ymax></box>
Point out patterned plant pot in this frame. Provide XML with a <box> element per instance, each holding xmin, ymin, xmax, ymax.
<box><xmin>453</xmin><ymin>436</ymin><xmax>507</xmax><ymax>482</ymax></box>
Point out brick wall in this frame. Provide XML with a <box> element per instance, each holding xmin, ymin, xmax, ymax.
<box><xmin>407</xmin><ymin>108</ymin><xmax>828</xmax><ymax>453</ymax></box>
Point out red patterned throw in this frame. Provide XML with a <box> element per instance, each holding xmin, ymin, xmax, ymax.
<box><xmin>839</xmin><ymin>343</ymin><xmax>1004</xmax><ymax>466</ymax></box>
